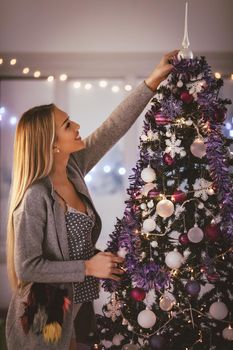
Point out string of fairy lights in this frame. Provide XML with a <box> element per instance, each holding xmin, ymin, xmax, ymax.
<box><xmin>0</xmin><ymin>56</ymin><xmax>134</xmax><ymax>92</ymax></box>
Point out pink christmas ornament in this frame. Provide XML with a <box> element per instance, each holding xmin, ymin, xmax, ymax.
<box><xmin>130</xmin><ymin>287</ymin><xmax>146</xmax><ymax>302</ymax></box>
<box><xmin>171</xmin><ymin>190</ymin><xmax>186</xmax><ymax>203</ymax></box>
<box><xmin>154</xmin><ymin>113</ymin><xmax>172</xmax><ymax>126</ymax></box>
<box><xmin>163</xmin><ymin>153</ymin><xmax>175</xmax><ymax>166</ymax></box>
<box><xmin>180</xmin><ymin>91</ymin><xmax>194</xmax><ymax>103</ymax></box>
<box><xmin>179</xmin><ymin>233</ymin><xmax>189</xmax><ymax>245</ymax></box>
<box><xmin>204</xmin><ymin>224</ymin><xmax>221</xmax><ymax>241</ymax></box>
<box><xmin>190</xmin><ymin>138</ymin><xmax>206</xmax><ymax>158</ymax></box>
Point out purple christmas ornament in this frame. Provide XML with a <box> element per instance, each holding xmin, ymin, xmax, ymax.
<box><xmin>179</xmin><ymin>233</ymin><xmax>189</xmax><ymax>245</ymax></box>
<box><xmin>149</xmin><ymin>335</ymin><xmax>169</xmax><ymax>350</ymax></box>
<box><xmin>185</xmin><ymin>280</ymin><xmax>201</xmax><ymax>296</ymax></box>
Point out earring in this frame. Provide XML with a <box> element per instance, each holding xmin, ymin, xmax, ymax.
<box><xmin>53</xmin><ymin>146</ymin><xmax>60</xmax><ymax>153</ymax></box>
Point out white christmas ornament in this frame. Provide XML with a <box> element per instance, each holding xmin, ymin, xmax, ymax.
<box><xmin>142</xmin><ymin>182</ymin><xmax>155</xmax><ymax>195</ymax></box>
<box><xmin>147</xmin><ymin>200</ymin><xmax>154</xmax><ymax>209</ymax></box>
<box><xmin>165</xmin><ymin>249</ymin><xmax>183</xmax><ymax>269</ymax></box>
<box><xmin>143</xmin><ymin>218</ymin><xmax>156</xmax><ymax>232</ymax></box>
<box><xmin>112</xmin><ymin>334</ymin><xmax>125</xmax><ymax>346</ymax></box>
<box><xmin>165</xmin><ymin>134</ymin><xmax>185</xmax><ymax>158</ymax></box>
<box><xmin>156</xmin><ymin>199</ymin><xmax>174</xmax><ymax>218</ymax></box>
<box><xmin>151</xmin><ymin>241</ymin><xmax>158</xmax><ymax>248</ymax></box>
<box><xmin>209</xmin><ymin>301</ymin><xmax>228</xmax><ymax>320</ymax></box>
<box><xmin>141</xmin><ymin>167</ymin><xmax>156</xmax><ymax>183</ymax></box>
<box><xmin>198</xmin><ymin>202</ymin><xmax>204</xmax><ymax>209</ymax></box>
<box><xmin>117</xmin><ymin>247</ymin><xmax>128</xmax><ymax>258</ymax></box>
<box><xmin>177</xmin><ymin>80</ymin><xmax>183</xmax><ymax>88</ymax></box>
<box><xmin>187</xmin><ymin>225</ymin><xmax>204</xmax><ymax>243</ymax></box>
<box><xmin>137</xmin><ymin>309</ymin><xmax>157</xmax><ymax>328</ymax></box>
<box><xmin>140</xmin><ymin>203</ymin><xmax>147</xmax><ymax>210</ymax></box>
<box><xmin>193</xmin><ymin>178</ymin><xmax>213</xmax><ymax>201</ymax></box>
<box><xmin>222</xmin><ymin>326</ymin><xmax>233</xmax><ymax>341</ymax></box>
<box><xmin>190</xmin><ymin>138</ymin><xmax>206</xmax><ymax>158</ymax></box>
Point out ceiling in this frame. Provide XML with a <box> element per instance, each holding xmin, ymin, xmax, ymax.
<box><xmin>0</xmin><ymin>0</ymin><xmax>233</xmax><ymax>78</ymax></box>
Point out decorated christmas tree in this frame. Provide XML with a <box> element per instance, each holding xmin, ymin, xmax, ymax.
<box><xmin>96</xmin><ymin>4</ymin><xmax>233</xmax><ymax>350</ymax></box>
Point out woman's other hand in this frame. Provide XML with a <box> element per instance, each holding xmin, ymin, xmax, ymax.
<box><xmin>145</xmin><ymin>49</ymin><xmax>179</xmax><ymax>92</ymax></box>
<box><xmin>84</xmin><ymin>252</ymin><xmax>125</xmax><ymax>281</ymax></box>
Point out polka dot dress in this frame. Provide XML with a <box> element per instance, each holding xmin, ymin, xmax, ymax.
<box><xmin>65</xmin><ymin>203</ymin><xmax>100</xmax><ymax>304</ymax></box>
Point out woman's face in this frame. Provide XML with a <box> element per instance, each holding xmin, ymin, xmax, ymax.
<box><xmin>53</xmin><ymin>106</ymin><xmax>85</xmax><ymax>154</ymax></box>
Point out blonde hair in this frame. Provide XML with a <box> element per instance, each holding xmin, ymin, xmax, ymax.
<box><xmin>6</xmin><ymin>103</ymin><xmax>56</xmax><ymax>290</ymax></box>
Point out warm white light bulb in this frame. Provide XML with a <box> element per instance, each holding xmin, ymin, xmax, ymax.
<box><xmin>60</xmin><ymin>74</ymin><xmax>67</xmax><ymax>81</ymax></box>
<box><xmin>10</xmin><ymin>58</ymin><xmax>17</xmax><ymax>65</ymax></box>
<box><xmin>73</xmin><ymin>81</ymin><xmax>81</xmax><ymax>88</ymax></box>
<box><xmin>124</xmin><ymin>84</ymin><xmax>132</xmax><ymax>91</ymax></box>
<box><xmin>103</xmin><ymin>165</ymin><xmax>111</xmax><ymax>173</ymax></box>
<box><xmin>118</xmin><ymin>167</ymin><xmax>126</xmax><ymax>175</ymax></box>
<box><xmin>231</xmin><ymin>74</ymin><xmax>233</xmax><ymax>80</ymax></box>
<box><xmin>22</xmin><ymin>67</ymin><xmax>30</xmax><ymax>74</ymax></box>
<box><xmin>85</xmin><ymin>83</ymin><xmax>92</xmax><ymax>90</ymax></box>
<box><xmin>10</xmin><ymin>116</ymin><xmax>17</xmax><ymax>125</ymax></box>
<box><xmin>47</xmin><ymin>75</ymin><xmax>54</xmax><ymax>82</ymax></box>
<box><xmin>99</xmin><ymin>80</ymin><xmax>108</xmax><ymax>88</ymax></box>
<box><xmin>84</xmin><ymin>174</ymin><xmax>92</xmax><ymax>182</ymax></box>
<box><xmin>34</xmin><ymin>71</ymin><xmax>41</xmax><ymax>78</ymax></box>
<box><xmin>215</xmin><ymin>72</ymin><xmax>221</xmax><ymax>79</ymax></box>
<box><xmin>112</xmin><ymin>85</ymin><xmax>120</xmax><ymax>93</ymax></box>
<box><xmin>0</xmin><ymin>58</ymin><xmax>3</xmax><ymax>64</ymax></box>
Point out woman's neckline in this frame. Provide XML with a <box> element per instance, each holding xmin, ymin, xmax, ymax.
<box><xmin>54</xmin><ymin>189</ymin><xmax>88</xmax><ymax>216</ymax></box>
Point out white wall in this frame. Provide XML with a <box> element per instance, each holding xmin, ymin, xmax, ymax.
<box><xmin>0</xmin><ymin>0</ymin><xmax>233</xmax><ymax>53</ymax></box>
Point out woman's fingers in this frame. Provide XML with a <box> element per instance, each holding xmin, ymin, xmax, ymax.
<box><xmin>111</xmin><ymin>267</ymin><xmax>125</xmax><ymax>275</ymax></box>
<box><xmin>108</xmin><ymin>274</ymin><xmax>121</xmax><ymax>282</ymax></box>
<box><xmin>165</xmin><ymin>49</ymin><xmax>179</xmax><ymax>58</ymax></box>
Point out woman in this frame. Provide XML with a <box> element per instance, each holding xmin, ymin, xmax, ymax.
<box><xmin>5</xmin><ymin>50</ymin><xmax>178</xmax><ymax>350</ymax></box>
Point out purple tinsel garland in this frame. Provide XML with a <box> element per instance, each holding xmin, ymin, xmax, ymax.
<box><xmin>205</xmin><ymin>126</ymin><xmax>233</xmax><ymax>240</ymax></box>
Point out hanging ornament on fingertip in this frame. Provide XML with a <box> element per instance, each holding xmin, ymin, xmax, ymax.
<box><xmin>177</xmin><ymin>2</ymin><xmax>194</xmax><ymax>60</ymax></box>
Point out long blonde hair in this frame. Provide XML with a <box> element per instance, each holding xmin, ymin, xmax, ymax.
<box><xmin>7</xmin><ymin>103</ymin><xmax>56</xmax><ymax>290</ymax></box>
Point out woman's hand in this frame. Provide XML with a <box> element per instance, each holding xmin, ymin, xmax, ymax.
<box><xmin>84</xmin><ymin>252</ymin><xmax>125</xmax><ymax>281</ymax></box>
<box><xmin>145</xmin><ymin>49</ymin><xmax>179</xmax><ymax>92</ymax></box>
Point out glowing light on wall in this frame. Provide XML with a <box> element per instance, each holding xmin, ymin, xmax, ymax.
<box><xmin>85</xmin><ymin>174</ymin><xmax>92</xmax><ymax>182</ymax></box>
<box><xmin>10</xmin><ymin>116</ymin><xmax>17</xmax><ymax>125</ymax></box>
<box><xmin>73</xmin><ymin>81</ymin><xmax>81</xmax><ymax>88</ymax></box>
<box><xmin>103</xmin><ymin>165</ymin><xmax>111</xmax><ymax>173</ymax></box>
<box><xmin>118</xmin><ymin>167</ymin><xmax>126</xmax><ymax>175</ymax></box>
<box><xmin>99</xmin><ymin>80</ymin><xmax>108</xmax><ymax>88</ymax></box>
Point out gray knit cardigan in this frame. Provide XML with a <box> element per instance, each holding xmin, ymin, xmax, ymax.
<box><xmin>5</xmin><ymin>81</ymin><xmax>155</xmax><ymax>349</ymax></box>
